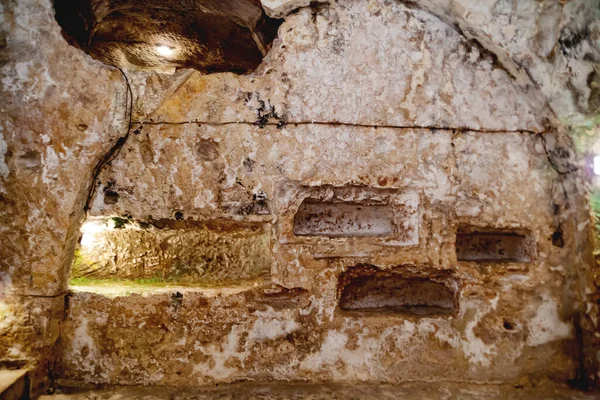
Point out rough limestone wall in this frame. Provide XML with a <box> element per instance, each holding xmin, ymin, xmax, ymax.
<box><xmin>0</xmin><ymin>0</ymin><xmax>126</xmax><ymax>391</ymax></box>
<box><xmin>58</xmin><ymin>129</ymin><xmax>582</xmax><ymax>386</ymax></box>
<box><xmin>54</xmin><ymin>0</ymin><xmax>594</xmax><ymax>388</ymax></box>
<box><xmin>262</xmin><ymin>0</ymin><xmax>600</xmax><ymax>125</ymax></box>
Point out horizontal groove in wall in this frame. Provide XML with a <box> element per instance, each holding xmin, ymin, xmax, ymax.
<box><xmin>70</xmin><ymin>218</ymin><xmax>272</xmax><ymax>288</ymax></box>
<box><xmin>131</xmin><ymin>119</ymin><xmax>543</xmax><ymax>134</ymax></box>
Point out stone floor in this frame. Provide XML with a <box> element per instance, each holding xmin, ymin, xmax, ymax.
<box><xmin>38</xmin><ymin>382</ymin><xmax>600</xmax><ymax>400</ymax></box>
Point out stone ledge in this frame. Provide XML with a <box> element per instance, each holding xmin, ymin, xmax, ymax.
<box><xmin>0</xmin><ymin>369</ymin><xmax>28</xmax><ymax>400</ymax></box>
<box><xmin>40</xmin><ymin>382</ymin><xmax>598</xmax><ymax>400</ymax></box>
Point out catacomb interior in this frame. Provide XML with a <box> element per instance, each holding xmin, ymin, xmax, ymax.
<box><xmin>1</xmin><ymin>0</ymin><xmax>600</xmax><ymax>399</ymax></box>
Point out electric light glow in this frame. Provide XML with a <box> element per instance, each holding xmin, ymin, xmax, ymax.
<box><xmin>80</xmin><ymin>219</ymin><xmax>114</xmax><ymax>248</ymax></box>
<box><xmin>594</xmin><ymin>156</ymin><xmax>600</xmax><ymax>176</ymax></box>
<box><xmin>155</xmin><ymin>45</ymin><xmax>175</xmax><ymax>57</ymax></box>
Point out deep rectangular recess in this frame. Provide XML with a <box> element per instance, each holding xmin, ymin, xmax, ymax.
<box><xmin>71</xmin><ymin>218</ymin><xmax>271</xmax><ymax>286</ymax></box>
<box><xmin>338</xmin><ymin>266</ymin><xmax>457</xmax><ymax>316</ymax></box>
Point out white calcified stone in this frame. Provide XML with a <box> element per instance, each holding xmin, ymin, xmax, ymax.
<box><xmin>527</xmin><ymin>295</ymin><xmax>573</xmax><ymax>347</ymax></box>
<box><xmin>261</xmin><ymin>0</ymin><xmax>331</xmax><ymax>18</ymax></box>
<box><xmin>150</xmin><ymin>0</ymin><xmax>549</xmax><ymax>131</ymax></box>
<box><xmin>261</xmin><ymin>0</ymin><xmax>600</xmax><ymax>125</ymax></box>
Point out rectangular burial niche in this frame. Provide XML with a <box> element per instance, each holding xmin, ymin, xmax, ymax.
<box><xmin>338</xmin><ymin>265</ymin><xmax>458</xmax><ymax>316</ymax></box>
<box><xmin>293</xmin><ymin>201</ymin><xmax>394</xmax><ymax>237</ymax></box>
<box><xmin>455</xmin><ymin>227</ymin><xmax>535</xmax><ymax>263</ymax></box>
<box><xmin>70</xmin><ymin>217</ymin><xmax>271</xmax><ymax>290</ymax></box>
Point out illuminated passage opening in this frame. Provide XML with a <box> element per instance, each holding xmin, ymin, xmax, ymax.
<box><xmin>338</xmin><ymin>265</ymin><xmax>458</xmax><ymax>316</ymax></box>
<box><xmin>70</xmin><ymin>217</ymin><xmax>271</xmax><ymax>291</ymax></box>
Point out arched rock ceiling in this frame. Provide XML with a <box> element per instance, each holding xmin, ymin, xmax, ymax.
<box><xmin>126</xmin><ymin>0</ymin><xmax>550</xmax><ymax>133</ymax></box>
<box><xmin>53</xmin><ymin>0</ymin><xmax>599</xmax><ymax>127</ymax></box>
<box><xmin>262</xmin><ymin>0</ymin><xmax>600</xmax><ymax>127</ymax></box>
<box><xmin>53</xmin><ymin>0</ymin><xmax>282</xmax><ymax>73</ymax></box>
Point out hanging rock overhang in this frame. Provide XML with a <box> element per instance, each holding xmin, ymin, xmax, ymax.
<box><xmin>53</xmin><ymin>0</ymin><xmax>282</xmax><ymax>73</ymax></box>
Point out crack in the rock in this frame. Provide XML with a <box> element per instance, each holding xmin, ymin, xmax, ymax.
<box><xmin>421</xmin><ymin>6</ymin><xmax>559</xmax><ymax>127</ymax></box>
<box><xmin>131</xmin><ymin>119</ymin><xmax>543</xmax><ymax>135</ymax></box>
<box><xmin>450</xmin><ymin>22</ymin><xmax>521</xmax><ymax>83</ymax></box>
<box><xmin>538</xmin><ymin>132</ymin><xmax>570</xmax><ymax>204</ymax></box>
<box><xmin>83</xmin><ymin>67</ymin><xmax>134</xmax><ymax>212</ymax></box>
<box><xmin>514</xmin><ymin>57</ymin><xmax>561</xmax><ymax>125</ymax></box>
<box><xmin>11</xmin><ymin>290</ymin><xmax>70</xmax><ymax>299</ymax></box>
<box><xmin>538</xmin><ymin>132</ymin><xmax>579</xmax><ymax>176</ymax></box>
<box><xmin>537</xmin><ymin>132</ymin><xmax>574</xmax><ymax>249</ymax></box>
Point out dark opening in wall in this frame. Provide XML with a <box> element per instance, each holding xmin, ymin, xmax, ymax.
<box><xmin>338</xmin><ymin>265</ymin><xmax>458</xmax><ymax>316</ymax></box>
<box><xmin>293</xmin><ymin>201</ymin><xmax>394</xmax><ymax>237</ymax></box>
<box><xmin>52</xmin><ymin>0</ymin><xmax>282</xmax><ymax>73</ymax></box>
<box><xmin>456</xmin><ymin>227</ymin><xmax>534</xmax><ymax>263</ymax></box>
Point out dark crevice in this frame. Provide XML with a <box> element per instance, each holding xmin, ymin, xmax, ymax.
<box><xmin>537</xmin><ymin>133</ymin><xmax>576</xmax><ymax>252</ymax></box>
<box><xmin>538</xmin><ymin>133</ymin><xmax>579</xmax><ymax>176</ymax></box>
<box><xmin>503</xmin><ymin>321</ymin><xmax>516</xmax><ymax>331</ymax></box>
<box><xmin>450</xmin><ymin>22</ymin><xmax>520</xmax><ymax>83</ymax></box>
<box><xmin>568</xmin><ymin>316</ymin><xmax>592</xmax><ymax>391</ymax></box>
<box><xmin>559</xmin><ymin>26</ymin><xmax>591</xmax><ymax>58</ymax></box>
<box><xmin>11</xmin><ymin>290</ymin><xmax>70</xmax><ymax>299</ymax></box>
<box><xmin>131</xmin><ymin>119</ymin><xmax>544</xmax><ymax>135</ymax></box>
<box><xmin>83</xmin><ymin>67</ymin><xmax>133</xmax><ymax>212</ymax></box>
<box><xmin>537</xmin><ymin>132</ymin><xmax>573</xmax><ymax>213</ymax></box>
<box><xmin>513</xmin><ymin>57</ymin><xmax>561</xmax><ymax>124</ymax></box>
<box><xmin>53</xmin><ymin>0</ymin><xmax>282</xmax><ymax>73</ymax></box>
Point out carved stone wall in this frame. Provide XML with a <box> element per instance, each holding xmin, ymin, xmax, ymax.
<box><xmin>0</xmin><ymin>0</ymin><xmax>598</xmax><ymax>393</ymax></box>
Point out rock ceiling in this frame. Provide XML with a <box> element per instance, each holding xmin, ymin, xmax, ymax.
<box><xmin>53</xmin><ymin>0</ymin><xmax>282</xmax><ymax>73</ymax></box>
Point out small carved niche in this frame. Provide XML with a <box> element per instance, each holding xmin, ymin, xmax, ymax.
<box><xmin>276</xmin><ymin>183</ymin><xmax>419</xmax><ymax>249</ymax></box>
<box><xmin>456</xmin><ymin>227</ymin><xmax>534</xmax><ymax>263</ymax></box>
<box><xmin>293</xmin><ymin>201</ymin><xmax>394</xmax><ymax>237</ymax></box>
<box><xmin>338</xmin><ymin>265</ymin><xmax>458</xmax><ymax>316</ymax></box>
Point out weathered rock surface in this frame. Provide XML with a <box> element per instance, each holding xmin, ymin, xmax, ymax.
<box><xmin>68</xmin><ymin>122</ymin><xmax>585</xmax><ymax>386</ymax></box>
<box><xmin>56</xmin><ymin>285</ymin><xmax>576</xmax><ymax>386</ymax></box>
<box><xmin>140</xmin><ymin>1</ymin><xmax>550</xmax><ymax>131</ymax></box>
<box><xmin>0</xmin><ymin>0</ymin><xmax>124</xmax><ymax>390</ymax></box>
<box><xmin>261</xmin><ymin>0</ymin><xmax>600</xmax><ymax>127</ymax></box>
<box><xmin>37</xmin><ymin>382</ymin><xmax>600</xmax><ymax>400</ymax></box>
<box><xmin>0</xmin><ymin>0</ymin><xmax>598</xmax><ymax>394</ymax></box>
